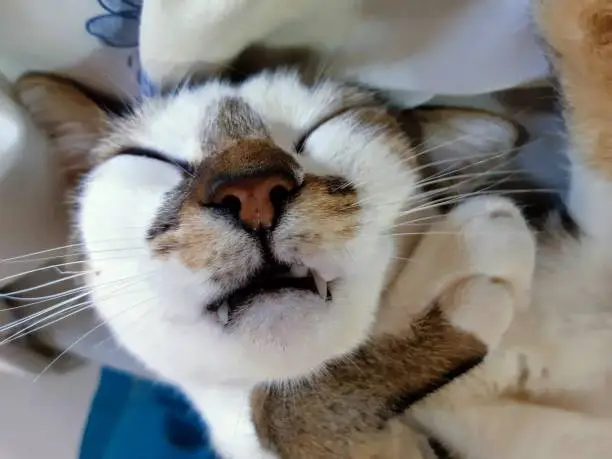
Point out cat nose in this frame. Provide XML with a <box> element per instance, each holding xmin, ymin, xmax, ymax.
<box><xmin>198</xmin><ymin>140</ymin><xmax>301</xmax><ymax>230</ymax></box>
<box><xmin>211</xmin><ymin>173</ymin><xmax>297</xmax><ymax>230</ymax></box>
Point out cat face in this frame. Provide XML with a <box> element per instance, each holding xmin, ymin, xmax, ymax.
<box><xmin>16</xmin><ymin>71</ymin><xmax>518</xmax><ymax>386</ymax></box>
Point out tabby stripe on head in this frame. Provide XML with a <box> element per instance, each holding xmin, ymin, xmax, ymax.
<box><xmin>146</xmin><ymin>180</ymin><xmax>194</xmax><ymax>240</ymax></box>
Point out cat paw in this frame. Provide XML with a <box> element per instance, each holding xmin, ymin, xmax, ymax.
<box><xmin>449</xmin><ymin>196</ymin><xmax>535</xmax><ymax>304</ymax></box>
<box><xmin>441</xmin><ymin>196</ymin><xmax>536</xmax><ymax>348</ymax></box>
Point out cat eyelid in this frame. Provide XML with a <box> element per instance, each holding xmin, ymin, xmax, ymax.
<box><xmin>293</xmin><ymin>103</ymin><xmax>383</xmax><ymax>154</ymax></box>
<box><xmin>115</xmin><ymin>147</ymin><xmax>195</xmax><ymax>176</ymax></box>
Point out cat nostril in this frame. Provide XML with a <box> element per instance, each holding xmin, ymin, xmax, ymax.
<box><xmin>220</xmin><ymin>195</ymin><xmax>242</xmax><ymax>218</ymax></box>
<box><xmin>210</xmin><ymin>175</ymin><xmax>297</xmax><ymax>230</ymax></box>
<box><xmin>269</xmin><ymin>184</ymin><xmax>291</xmax><ymax>212</ymax></box>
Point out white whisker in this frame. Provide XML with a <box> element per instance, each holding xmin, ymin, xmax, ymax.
<box><xmin>1</xmin><ymin>302</ymin><xmax>94</xmax><ymax>345</ymax></box>
<box><xmin>32</xmin><ymin>295</ymin><xmax>156</xmax><ymax>382</ymax></box>
<box><xmin>0</xmin><ymin>291</ymin><xmax>93</xmax><ymax>334</ymax></box>
<box><xmin>0</xmin><ymin>271</ymin><xmax>92</xmax><ymax>299</ymax></box>
<box><xmin>0</xmin><ymin>272</ymin><xmax>154</xmax><ymax>340</ymax></box>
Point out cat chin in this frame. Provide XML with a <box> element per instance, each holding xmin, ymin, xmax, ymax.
<box><xmin>89</xmin><ymin>261</ymin><xmax>386</xmax><ymax>385</ymax></box>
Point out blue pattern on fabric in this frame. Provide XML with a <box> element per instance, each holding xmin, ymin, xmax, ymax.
<box><xmin>85</xmin><ymin>0</ymin><xmax>142</xmax><ymax>48</ymax></box>
<box><xmin>80</xmin><ymin>367</ymin><xmax>218</xmax><ymax>459</ymax></box>
<box><xmin>84</xmin><ymin>0</ymin><xmax>159</xmax><ymax>97</ymax></box>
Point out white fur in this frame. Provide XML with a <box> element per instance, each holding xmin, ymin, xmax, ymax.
<box><xmin>190</xmin><ymin>384</ymin><xmax>275</xmax><ymax>459</ymax></box>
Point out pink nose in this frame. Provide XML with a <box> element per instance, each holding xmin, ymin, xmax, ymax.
<box><xmin>211</xmin><ymin>174</ymin><xmax>296</xmax><ymax>230</ymax></box>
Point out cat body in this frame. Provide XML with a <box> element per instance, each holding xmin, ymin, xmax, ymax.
<box><xmin>13</xmin><ymin>1</ymin><xmax>612</xmax><ymax>454</ymax></box>
<box><xmin>14</xmin><ymin>70</ymin><xmax>533</xmax><ymax>458</ymax></box>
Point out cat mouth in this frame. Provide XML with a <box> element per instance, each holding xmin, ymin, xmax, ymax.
<box><xmin>207</xmin><ymin>263</ymin><xmax>332</xmax><ymax>325</ymax></box>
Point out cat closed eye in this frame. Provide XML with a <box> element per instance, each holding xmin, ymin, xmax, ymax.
<box><xmin>115</xmin><ymin>147</ymin><xmax>194</xmax><ymax>176</ymax></box>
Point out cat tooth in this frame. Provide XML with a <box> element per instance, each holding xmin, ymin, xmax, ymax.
<box><xmin>290</xmin><ymin>265</ymin><xmax>309</xmax><ymax>278</ymax></box>
<box><xmin>217</xmin><ymin>302</ymin><xmax>229</xmax><ymax>325</ymax></box>
<box><xmin>312</xmin><ymin>264</ymin><xmax>338</xmax><ymax>282</ymax></box>
<box><xmin>312</xmin><ymin>270</ymin><xmax>329</xmax><ymax>300</ymax></box>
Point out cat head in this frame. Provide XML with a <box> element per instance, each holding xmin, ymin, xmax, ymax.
<box><xmin>15</xmin><ymin>71</ymin><xmax>519</xmax><ymax>386</ymax></box>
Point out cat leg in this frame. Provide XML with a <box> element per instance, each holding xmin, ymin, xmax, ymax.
<box><xmin>413</xmin><ymin>396</ymin><xmax>612</xmax><ymax>459</ymax></box>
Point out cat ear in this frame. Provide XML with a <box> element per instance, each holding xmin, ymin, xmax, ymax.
<box><xmin>14</xmin><ymin>73</ymin><xmax>113</xmax><ymax>186</ymax></box>
<box><xmin>413</xmin><ymin>107</ymin><xmax>525</xmax><ymax>195</ymax></box>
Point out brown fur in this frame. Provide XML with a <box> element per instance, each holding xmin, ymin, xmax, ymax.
<box><xmin>14</xmin><ymin>73</ymin><xmax>107</xmax><ymax>189</ymax></box>
<box><xmin>198</xmin><ymin>139</ymin><xmax>301</xmax><ymax>205</ymax></box>
<box><xmin>536</xmin><ymin>0</ymin><xmax>612</xmax><ymax>178</ymax></box>
<box><xmin>202</xmin><ymin>97</ymin><xmax>272</xmax><ymax>152</ymax></box>
<box><xmin>150</xmin><ymin>204</ymin><xmax>221</xmax><ymax>269</ymax></box>
<box><xmin>279</xmin><ymin>174</ymin><xmax>359</xmax><ymax>247</ymax></box>
<box><xmin>222</xmin><ymin>44</ymin><xmax>322</xmax><ymax>85</ymax></box>
<box><xmin>252</xmin><ymin>305</ymin><xmax>484</xmax><ymax>459</ymax></box>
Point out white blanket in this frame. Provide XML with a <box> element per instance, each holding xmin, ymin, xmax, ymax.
<box><xmin>0</xmin><ymin>0</ymin><xmax>546</xmax><ymax>98</ymax></box>
<box><xmin>141</xmin><ymin>0</ymin><xmax>548</xmax><ymax>104</ymax></box>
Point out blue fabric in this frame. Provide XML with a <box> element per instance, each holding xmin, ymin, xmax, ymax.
<box><xmin>80</xmin><ymin>367</ymin><xmax>218</xmax><ymax>459</ymax></box>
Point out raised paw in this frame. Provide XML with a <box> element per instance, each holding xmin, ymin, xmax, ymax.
<box><xmin>379</xmin><ymin>196</ymin><xmax>535</xmax><ymax>344</ymax></box>
<box><xmin>434</xmin><ymin>197</ymin><xmax>536</xmax><ymax>348</ymax></box>
<box><xmin>447</xmin><ymin>196</ymin><xmax>536</xmax><ymax>307</ymax></box>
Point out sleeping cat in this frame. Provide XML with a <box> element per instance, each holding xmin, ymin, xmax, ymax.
<box><xmin>13</xmin><ymin>70</ymin><xmax>535</xmax><ymax>458</ymax></box>
<box><xmin>13</xmin><ymin>4</ymin><xmax>612</xmax><ymax>453</ymax></box>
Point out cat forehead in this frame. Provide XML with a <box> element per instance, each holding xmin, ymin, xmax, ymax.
<box><xmin>106</xmin><ymin>74</ymin><xmax>375</xmax><ymax>163</ymax></box>
<box><xmin>115</xmin><ymin>84</ymin><xmax>268</xmax><ymax>163</ymax></box>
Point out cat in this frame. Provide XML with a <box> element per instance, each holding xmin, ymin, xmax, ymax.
<box><xmin>14</xmin><ymin>4</ymin><xmax>612</xmax><ymax>451</ymax></box>
<box><xmin>13</xmin><ymin>69</ymin><xmax>537</xmax><ymax>458</ymax></box>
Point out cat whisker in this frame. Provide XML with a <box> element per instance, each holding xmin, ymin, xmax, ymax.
<box><xmin>0</xmin><ymin>271</ymin><xmax>92</xmax><ymax>299</ymax></box>
<box><xmin>416</xmin><ymin>169</ymin><xmax>525</xmax><ymax>189</ymax></box>
<box><xmin>2</xmin><ymin>247</ymin><xmax>147</xmax><ymax>265</ymax></box>
<box><xmin>0</xmin><ymin>232</ymin><xmax>149</xmax><ymax>265</ymax></box>
<box><xmin>349</xmin><ymin>152</ymin><xmax>524</xmax><ymax>211</ymax></box>
<box><xmin>2</xmin><ymin>270</ymin><xmax>155</xmax><ymax>308</ymax></box>
<box><xmin>0</xmin><ymin>272</ymin><xmax>154</xmax><ymax>339</ymax></box>
<box><xmin>32</xmin><ymin>294</ymin><xmax>157</xmax><ymax>382</ymax></box>
<box><xmin>2</xmin><ymin>284</ymin><xmax>94</xmax><ymax>308</ymax></box>
<box><xmin>1</xmin><ymin>301</ymin><xmax>94</xmax><ymax>344</ymax></box>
